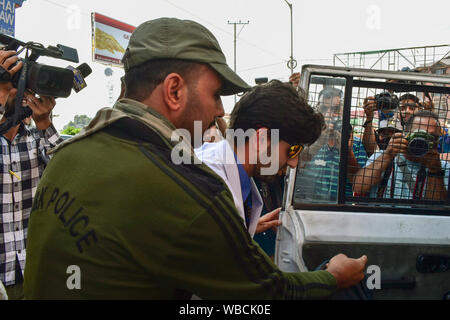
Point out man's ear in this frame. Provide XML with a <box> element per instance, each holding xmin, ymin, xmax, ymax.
<box><xmin>247</xmin><ymin>127</ymin><xmax>270</xmax><ymax>158</ymax></box>
<box><xmin>256</xmin><ymin>128</ymin><xmax>270</xmax><ymax>153</ymax></box>
<box><xmin>162</xmin><ymin>73</ymin><xmax>188</xmax><ymax>113</ymax></box>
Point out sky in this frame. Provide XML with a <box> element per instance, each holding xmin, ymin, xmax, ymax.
<box><xmin>12</xmin><ymin>0</ymin><xmax>450</xmax><ymax>131</ymax></box>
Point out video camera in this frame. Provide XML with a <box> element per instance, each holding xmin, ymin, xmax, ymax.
<box><xmin>329</xmin><ymin>116</ymin><xmax>342</xmax><ymax>132</ymax></box>
<box><xmin>374</xmin><ymin>91</ymin><xmax>399</xmax><ymax>121</ymax></box>
<box><xmin>374</xmin><ymin>91</ymin><xmax>399</xmax><ymax>111</ymax></box>
<box><xmin>0</xmin><ymin>34</ymin><xmax>92</xmax><ymax>134</ymax></box>
<box><xmin>405</xmin><ymin>129</ymin><xmax>438</xmax><ymax>157</ymax></box>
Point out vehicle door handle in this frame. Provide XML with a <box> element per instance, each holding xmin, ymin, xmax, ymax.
<box><xmin>416</xmin><ymin>254</ymin><xmax>450</xmax><ymax>274</ymax></box>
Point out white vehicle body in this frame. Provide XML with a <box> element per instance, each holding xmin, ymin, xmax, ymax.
<box><xmin>276</xmin><ymin>65</ymin><xmax>450</xmax><ymax>299</ymax></box>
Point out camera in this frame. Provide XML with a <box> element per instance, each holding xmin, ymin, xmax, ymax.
<box><xmin>0</xmin><ymin>34</ymin><xmax>81</xmax><ymax>98</ymax></box>
<box><xmin>0</xmin><ymin>34</ymin><xmax>91</xmax><ymax>135</ymax></box>
<box><xmin>374</xmin><ymin>91</ymin><xmax>399</xmax><ymax>111</ymax></box>
<box><xmin>329</xmin><ymin>116</ymin><xmax>342</xmax><ymax>132</ymax></box>
<box><xmin>396</xmin><ymin>67</ymin><xmax>419</xmax><ymax>85</ymax></box>
<box><xmin>255</xmin><ymin>77</ymin><xmax>268</xmax><ymax>85</ymax></box>
<box><xmin>405</xmin><ymin>130</ymin><xmax>438</xmax><ymax>157</ymax></box>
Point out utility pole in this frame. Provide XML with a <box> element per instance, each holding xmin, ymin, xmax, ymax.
<box><xmin>283</xmin><ymin>0</ymin><xmax>297</xmax><ymax>75</ymax></box>
<box><xmin>228</xmin><ymin>20</ymin><xmax>249</xmax><ymax>103</ymax></box>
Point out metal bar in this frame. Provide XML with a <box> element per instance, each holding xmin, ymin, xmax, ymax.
<box><xmin>334</xmin><ymin>54</ymin><xmax>347</xmax><ymax>67</ymax></box>
<box><xmin>283</xmin><ymin>69</ymin><xmax>312</xmax><ymax>210</ymax></box>
<box><xmin>335</xmin><ymin>44</ymin><xmax>450</xmax><ymax>56</ymax></box>
<box><xmin>338</xmin><ymin>76</ymin><xmax>353</xmax><ymax>204</ymax></box>
<box><xmin>301</xmin><ymin>64</ymin><xmax>450</xmax><ymax>84</ymax></box>
<box><xmin>353</xmin><ymin>80</ymin><xmax>450</xmax><ymax>94</ymax></box>
<box><xmin>292</xmin><ymin>203</ymin><xmax>450</xmax><ymax>216</ymax></box>
<box><xmin>369</xmin><ymin>51</ymin><xmax>387</xmax><ymax>69</ymax></box>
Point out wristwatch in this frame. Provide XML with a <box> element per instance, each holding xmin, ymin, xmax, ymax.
<box><xmin>427</xmin><ymin>169</ymin><xmax>445</xmax><ymax>177</ymax></box>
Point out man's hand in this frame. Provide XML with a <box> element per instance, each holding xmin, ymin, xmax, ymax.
<box><xmin>0</xmin><ymin>50</ymin><xmax>23</xmax><ymax>105</ymax></box>
<box><xmin>24</xmin><ymin>91</ymin><xmax>56</xmax><ymax>131</ymax></box>
<box><xmin>289</xmin><ymin>72</ymin><xmax>300</xmax><ymax>89</ymax></box>
<box><xmin>363</xmin><ymin>97</ymin><xmax>377</xmax><ymax>122</ymax></box>
<box><xmin>406</xmin><ymin>147</ymin><xmax>442</xmax><ymax>171</ymax></box>
<box><xmin>255</xmin><ymin>208</ymin><xmax>281</xmax><ymax>234</ymax></box>
<box><xmin>326</xmin><ymin>254</ymin><xmax>367</xmax><ymax>288</ymax></box>
<box><xmin>385</xmin><ymin>132</ymin><xmax>408</xmax><ymax>158</ymax></box>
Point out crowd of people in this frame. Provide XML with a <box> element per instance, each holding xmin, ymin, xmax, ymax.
<box><xmin>0</xmin><ymin>17</ymin><xmax>367</xmax><ymax>300</ymax></box>
<box><xmin>293</xmin><ymin>83</ymin><xmax>449</xmax><ymax>203</ymax></box>
<box><xmin>0</xmin><ymin>16</ymin><xmax>448</xmax><ymax>300</ymax></box>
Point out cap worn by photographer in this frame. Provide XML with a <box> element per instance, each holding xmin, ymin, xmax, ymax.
<box><xmin>122</xmin><ymin>17</ymin><xmax>250</xmax><ymax>95</ymax></box>
<box><xmin>377</xmin><ymin>118</ymin><xmax>403</xmax><ymax>133</ymax></box>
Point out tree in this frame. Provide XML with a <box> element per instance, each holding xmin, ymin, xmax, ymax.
<box><xmin>64</xmin><ymin>115</ymin><xmax>92</xmax><ymax>130</ymax></box>
<box><xmin>61</xmin><ymin>126</ymin><xmax>81</xmax><ymax>136</ymax></box>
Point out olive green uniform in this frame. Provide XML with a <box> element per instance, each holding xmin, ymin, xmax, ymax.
<box><xmin>23</xmin><ymin>99</ymin><xmax>336</xmax><ymax>299</ymax></box>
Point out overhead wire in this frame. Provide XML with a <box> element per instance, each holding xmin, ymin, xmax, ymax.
<box><xmin>39</xmin><ymin>0</ymin><xmax>335</xmax><ymax>72</ymax></box>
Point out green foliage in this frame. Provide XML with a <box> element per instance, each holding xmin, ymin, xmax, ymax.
<box><xmin>64</xmin><ymin>114</ymin><xmax>92</xmax><ymax>130</ymax></box>
<box><xmin>61</xmin><ymin>126</ymin><xmax>81</xmax><ymax>136</ymax></box>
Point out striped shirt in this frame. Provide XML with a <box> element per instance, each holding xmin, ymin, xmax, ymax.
<box><xmin>1</xmin><ymin>123</ymin><xmax>62</xmax><ymax>286</ymax></box>
<box><xmin>296</xmin><ymin>137</ymin><xmax>367</xmax><ymax>202</ymax></box>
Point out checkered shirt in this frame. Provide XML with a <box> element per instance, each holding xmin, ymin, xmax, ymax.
<box><xmin>0</xmin><ymin>123</ymin><xmax>62</xmax><ymax>286</ymax></box>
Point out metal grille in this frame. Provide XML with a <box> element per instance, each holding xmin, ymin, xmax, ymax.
<box><xmin>293</xmin><ymin>69</ymin><xmax>450</xmax><ymax>212</ymax></box>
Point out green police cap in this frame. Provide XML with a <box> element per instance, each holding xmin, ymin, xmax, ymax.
<box><xmin>122</xmin><ymin>17</ymin><xmax>250</xmax><ymax>95</ymax></box>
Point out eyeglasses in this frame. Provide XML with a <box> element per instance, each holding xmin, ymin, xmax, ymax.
<box><xmin>288</xmin><ymin>144</ymin><xmax>304</xmax><ymax>159</ymax></box>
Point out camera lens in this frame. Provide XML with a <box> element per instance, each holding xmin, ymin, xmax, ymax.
<box><xmin>408</xmin><ymin>138</ymin><xmax>429</xmax><ymax>157</ymax></box>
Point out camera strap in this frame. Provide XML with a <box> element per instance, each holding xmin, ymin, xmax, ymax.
<box><xmin>377</xmin><ymin>162</ymin><xmax>394</xmax><ymax>198</ymax></box>
<box><xmin>413</xmin><ymin>165</ymin><xmax>427</xmax><ymax>200</ymax></box>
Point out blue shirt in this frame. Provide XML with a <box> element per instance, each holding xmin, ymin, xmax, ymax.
<box><xmin>233</xmin><ymin>152</ymin><xmax>252</xmax><ymax>208</ymax></box>
<box><xmin>438</xmin><ymin>128</ymin><xmax>450</xmax><ymax>153</ymax></box>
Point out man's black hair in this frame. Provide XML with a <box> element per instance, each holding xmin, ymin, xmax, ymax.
<box><xmin>404</xmin><ymin>109</ymin><xmax>440</xmax><ymax>132</ymax></box>
<box><xmin>124</xmin><ymin>58</ymin><xmax>202</xmax><ymax>101</ymax></box>
<box><xmin>399</xmin><ymin>93</ymin><xmax>421</xmax><ymax>105</ymax></box>
<box><xmin>229</xmin><ymin>80</ymin><xmax>325</xmax><ymax>146</ymax></box>
<box><xmin>318</xmin><ymin>87</ymin><xmax>343</xmax><ymax>102</ymax></box>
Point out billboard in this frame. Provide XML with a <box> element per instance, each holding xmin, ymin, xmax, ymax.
<box><xmin>0</xmin><ymin>0</ymin><xmax>24</xmax><ymax>37</ymax></box>
<box><xmin>91</xmin><ymin>12</ymin><xmax>135</xmax><ymax>66</ymax></box>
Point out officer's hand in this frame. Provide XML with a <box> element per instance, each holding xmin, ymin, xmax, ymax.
<box><xmin>386</xmin><ymin>132</ymin><xmax>408</xmax><ymax>157</ymax></box>
<box><xmin>326</xmin><ymin>254</ymin><xmax>367</xmax><ymax>288</ymax></box>
<box><xmin>255</xmin><ymin>208</ymin><xmax>282</xmax><ymax>234</ymax></box>
<box><xmin>0</xmin><ymin>50</ymin><xmax>23</xmax><ymax>105</ymax></box>
<box><xmin>24</xmin><ymin>91</ymin><xmax>56</xmax><ymax>130</ymax></box>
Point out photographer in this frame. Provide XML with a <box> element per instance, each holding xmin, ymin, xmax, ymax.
<box><xmin>353</xmin><ymin>110</ymin><xmax>449</xmax><ymax>200</ymax></box>
<box><xmin>0</xmin><ymin>50</ymin><xmax>61</xmax><ymax>299</ymax></box>
<box><xmin>296</xmin><ymin>87</ymin><xmax>367</xmax><ymax>202</ymax></box>
<box><xmin>362</xmin><ymin>91</ymin><xmax>401</xmax><ymax>157</ymax></box>
<box><xmin>398</xmin><ymin>93</ymin><xmax>423</xmax><ymax>126</ymax></box>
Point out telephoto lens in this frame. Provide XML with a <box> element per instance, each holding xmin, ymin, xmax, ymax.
<box><xmin>406</xmin><ymin>130</ymin><xmax>437</xmax><ymax>157</ymax></box>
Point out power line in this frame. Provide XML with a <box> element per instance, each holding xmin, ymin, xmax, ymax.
<box><xmin>238</xmin><ymin>61</ymin><xmax>285</xmax><ymax>72</ymax></box>
<box><xmin>40</xmin><ymin>0</ymin><xmax>91</xmax><ymax>18</ymax></box>
<box><xmin>161</xmin><ymin>0</ymin><xmax>286</xmax><ymax>62</ymax></box>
